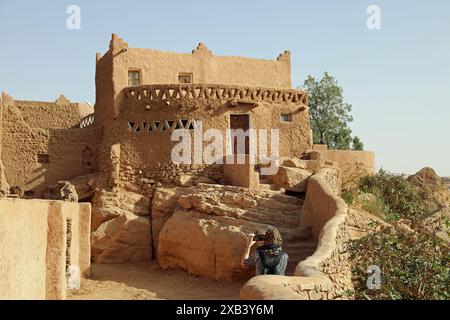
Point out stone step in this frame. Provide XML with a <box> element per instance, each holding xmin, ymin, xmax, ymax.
<box><xmin>283</xmin><ymin>240</ymin><xmax>317</xmax><ymax>250</ymax></box>
<box><xmin>259</xmin><ymin>178</ymin><xmax>272</xmax><ymax>184</ymax></box>
<box><xmin>284</xmin><ymin>245</ymin><xmax>317</xmax><ymax>276</ymax></box>
<box><xmin>258</xmin><ymin>184</ymin><xmax>282</xmax><ymax>192</ymax></box>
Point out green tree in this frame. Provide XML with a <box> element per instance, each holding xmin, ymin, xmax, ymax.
<box><xmin>303</xmin><ymin>72</ymin><xmax>363</xmax><ymax>150</ymax></box>
<box><xmin>352</xmin><ymin>136</ymin><xmax>364</xmax><ymax>151</ymax></box>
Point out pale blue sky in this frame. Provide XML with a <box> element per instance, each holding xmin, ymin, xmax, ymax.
<box><xmin>0</xmin><ymin>0</ymin><xmax>449</xmax><ymax>175</ymax></box>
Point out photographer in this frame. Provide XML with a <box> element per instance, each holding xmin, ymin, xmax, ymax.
<box><xmin>240</xmin><ymin>227</ymin><xmax>289</xmax><ymax>276</ymax></box>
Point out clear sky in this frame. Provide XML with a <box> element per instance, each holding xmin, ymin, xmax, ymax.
<box><xmin>0</xmin><ymin>0</ymin><xmax>449</xmax><ymax>176</ymax></box>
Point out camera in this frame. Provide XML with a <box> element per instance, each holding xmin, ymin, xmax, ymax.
<box><xmin>253</xmin><ymin>232</ymin><xmax>266</xmax><ymax>241</ymax></box>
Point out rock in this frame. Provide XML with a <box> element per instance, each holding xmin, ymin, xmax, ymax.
<box><xmin>91</xmin><ymin>190</ymin><xmax>151</xmax><ymax>231</ymax></box>
<box><xmin>272</xmin><ymin>166</ymin><xmax>312</xmax><ymax>192</ymax></box>
<box><xmin>69</xmin><ymin>173</ymin><xmax>99</xmax><ymax>200</ymax></box>
<box><xmin>90</xmin><ymin>189</ymin><xmax>153</xmax><ymax>263</ymax></box>
<box><xmin>91</xmin><ymin>206</ymin><xmax>124</xmax><ymax>232</ymax></box>
<box><xmin>173</xmin><ymin>184</ymin><xmax>302</xmax><ymax>227</ymax></box>
<box><xmin>91</xmin><ymin>213</ymin><xmax>151</xmax><ymax>264</ymax></box>
<box><xmin>151</xmin><ymin>184</ymin><xmax>304</xmax><ymax>264</ymax></box>
<box><xmin>347</xmin><ymin>208</ymin><xmax>391</xmax><ymax>240</ymax></box>
<box><xmin>423</xmin><ymin>209</ymin><xmax>450</xmax><ymax>242</ymax></box>
<box><xmin>407</xmin><ymin>167</ymin><xmax>450</xmax><ymax>213</ymax></box>
<box><xmin>151</xmin><ymin>187</ymin><xmax>193</xmax><ymax>254</ymax></box>
<box><xmin>304</xmin><ymin>150</ymin><xmax>322</xmax><ymax>161</ymax></box>
<box><xmin>194</xmin><ymin>176</ymin><xmax>216</xmax><ymax>185</ymax></box>
<box><xmin>282</xmin><ymin>158</ymin><xmax>308</xmax><ymax>170</ymax></box>
<box><xmin>158</xmin><ymin>209</ymin><xmax>270</xmax><ymax>281</ymax></box>
<box><xmin>175</xmin><ymin>174</ymin><xmax>195</xmax><ymax>187</ymax></box>
<box><xmin>51</xmin><ymin>181</ymin><xmax>78</xmax><ymax>202</ymax></box>
<box><xmin>306</xmin><ymin>160</ymin><xmax>321</xmax><ymax>174</ymax></box>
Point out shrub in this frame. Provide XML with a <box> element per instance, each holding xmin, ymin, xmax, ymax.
<box><xmin>358</xmin><ymin>169</ymin><xmax>426</xmax><ymax>221</ymax></box>
<box><xmin>347</xmin><ymin>220</ymin><xmax>450</xmax><ymax>300</ymax></box>
<box><xmin>341</xmin><ymin>191</ymin><xmax>354</xmax><ymax>205</ymax></box>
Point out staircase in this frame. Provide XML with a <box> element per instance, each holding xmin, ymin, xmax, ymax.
<box><xmin>252</xmin><ymin>165</ymin><xmax>317</xmax><ymax>275</ymax></box>
<box><xmin>281</xmin><ymin>233</ymin><xmax>317</xmax><ymax>276</ymax></box>
<box><xmin>255</xmin><ymin>166</ymin><xmax>281</xmax><ymax>192</ymax></box>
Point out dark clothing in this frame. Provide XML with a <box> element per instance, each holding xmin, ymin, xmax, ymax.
<box><xmin>244</xmin><ymin>244</ymin><xmax>289</xmax><ymax>275</ymax></box>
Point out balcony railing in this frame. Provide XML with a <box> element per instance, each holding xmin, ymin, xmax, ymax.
<box><xmin>123</xmin><ymin>83</ymin><xmax>307</xmax><ymax>105</ymax></box>
<box><xmin>79</xmin><ymin>113</ymin><xmax>94</xmax><ymax>128</ymax></box>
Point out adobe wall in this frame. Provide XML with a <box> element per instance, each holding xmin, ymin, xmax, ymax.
<box><xmin>0</xmin><ymin>199</ymin><xmax>91</xmax><ymax>300</ymax></box>
<box><xmin>1</xmin><ymin>97</ymin><xmax>99</xmax><ymax>195</ymax></box>
<box><xmin>95</xmin><ymin>34</ymin><xmax>292</xmax><ymax>124</ymax></box>
<box><xmin>241</xmin><ymin>168</ymin><xmax>354</xmax><ymax>300</ymax></box>
<box><xmin>223</xmin><ymin>157</ymin><xmax>260</xmax><ymax>189</ymax></box>
<box><xmin>313</xmin><ymin>145</ymin><xmax>376</xmax><ymax>191</ymax></box>
<box><xmin>98</xmin><ymin>84</ymin><xmax>311</xmax><ymax>193</ymax></box>
<box><xmin>0</xmin><ymin>94</ymin><xmax>9</xmax><ymax>194</ymax></box>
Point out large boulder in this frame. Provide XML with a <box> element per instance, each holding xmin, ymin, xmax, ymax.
<box><xmin>347</xmin><ymin>208</ymin><xmax>390</xmax><ymax>240</ymax></box>
<box><xmin>408</xmin><ymin>167</ymin><xmax>450</xmax><ymax>213</ymax></box>
<box><xmin>90</xmin><ymin>190</ymin><xmax>152</xmax><ymax>263</ymax></box>
<box><xmin>91</xmin><ymin>212</ymin><xmax>151</xmax><ymax>264</ymax></box>
<box><xmin>151</xmin><ymin>187</ymin><xmax>193</xmax><ymax>253</ymax></box>
<box><xmin>158</xmin><ymin>209</ymin><xmax>269</xmax><ymax>281</ymax></box>
<box><xmin>156</xmin><ymin>184</ymin><xmax>304</xmax><ymax>281</ymax></box>
<box><xmin>271</xmin><ymin>166</ymin><xmax>312</xmax><ymax>192</ymax></box>
<box><xmin>174</xmin><ymin>184</ymin><xmax>302</xmax><ymax>228</ymax></box>
<box><xmin>91</xmin><ymin>190</ymin><xmax>151</xmax><ymax>231</ymax></box>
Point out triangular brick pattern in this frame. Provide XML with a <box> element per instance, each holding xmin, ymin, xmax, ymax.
<box><xmin>124</xmin><ymin>84</ymin><xmax>307</xmax><ymax>105</ymax></box>
<box><xmin>127</xmin><ymin>119</ymin><xmax>198</xmax><ymax>133</ymax></box>
<box><xmin>79</xmin><ymin>114</ymin><xmax>95</xmax><ymax>128</ymax></box>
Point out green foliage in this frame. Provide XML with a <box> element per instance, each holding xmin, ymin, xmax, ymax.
<box><xmin>352</xmin><ymin>136</ymin><xmax>364</xmax><ymax>151</ymax></box>
<box><xmin>302</xmin><ymin>72</ymin><xmax>363</xmax><ymax>150</ymax></box>
<box><xmin>341</xmin><ymin>191</ymin><xmax>354</xmax><ymax>206</ymax></box>
<box><xmin>348</xmin><ymin>220</ymin><xmax>450</xmax><ymax>300</ymax></box>
<box><xmin>359</xmin><ymin>195</ymin><xmax>393</xmax><ymax>220</ymax></box>
<box><xmin>359</xmin><ymin>169</ymin><xmax>426</xmax><ymax>221</ymax></box>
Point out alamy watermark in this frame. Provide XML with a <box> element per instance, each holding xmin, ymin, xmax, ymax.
<box><xmin>366</xmin><ymin>265</ymin><xmax>381</xmax><ymax>290</ymax></box>
<box><xmin>66</xmin><ymin>5</ymin><xmax>81</xmax><ymax>30</ymax></box>
<box><xmin>367</xmin><ymin>5</ymin><xmax>381</xmax><ymax>30</ymax></box>
<box><xmin>171</xmin><ymin>121</ymin><xmax>280</xmax><ymax>175</ymax></box>
<box><xmin>67</xmin><ymin>265</ymin><xmax>81</xmax><ymax>290</ymax></box>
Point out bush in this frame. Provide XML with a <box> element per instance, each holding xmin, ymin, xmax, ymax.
<box><xmin>341</xmin><ymin>191</ymin><xmax>354</xmax><ymax>206</ymax></box>
<box><xmin>347</xmin><ymin>220</ymin><xmax>450</xmax><ymax>300</ymax></box>
<box><xmin>358</xmin><ymin>169</ymin><xmax>426</xmax><ymax>221</ymax></box>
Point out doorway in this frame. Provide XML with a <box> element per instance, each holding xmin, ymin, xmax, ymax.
<box><xmin>229</xmin><ymin>114</ymin><xmax>250</xmax><ymax>155</ymax></box>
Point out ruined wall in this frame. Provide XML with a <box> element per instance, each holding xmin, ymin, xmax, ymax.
<box><xmin>313</xmin><ymin>145</ymin><xmax>376</xmax><ymax>191</ymax></box>
<box><xmin>0</xmin><ymin>199</ymin><xmax>91</xmax><ymax>300</ymax></box>
<box><xmin>241</xmin><ymin>168</ymin><xmax>354</xmax><ymax>300</ymax></box>
<box><xmin>1</xmin><ymin>98</ymin><xmax>99</xmax><ymax>195</ymax></box>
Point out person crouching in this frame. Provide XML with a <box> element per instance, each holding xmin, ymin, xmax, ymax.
<box><xmin>241</xmin><ymin>227</ymin><xmax>289</xmax><ymax>275</ymax></box>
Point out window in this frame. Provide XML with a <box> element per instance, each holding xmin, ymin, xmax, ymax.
<box><xmin>128</xmin><ymin>70</ymin><xmax>141</xmax><ymax>86</ymax></box>
<box><xmin>37</xmin><ymin>154</ymin><xmax>50</xmax><ymax>164</ymax></box>
<box><xmin>178</xmin><ymin>73</ymin><xmax>193</xmax><ymax>84</ymax></box>
<box><xmin>280</xmin><ymin>113</ymin><xmax>292</xmax><ymax>123</ymax></box>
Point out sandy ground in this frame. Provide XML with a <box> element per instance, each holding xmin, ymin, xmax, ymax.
<box><xmin>68</xmin><ymin>261</ymin><xmax>245</xmax><ymax>300</ymax></box>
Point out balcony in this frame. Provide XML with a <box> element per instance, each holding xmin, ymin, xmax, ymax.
<box><xmin>122</xmin><ymin>83</ymin><xmax>307</xmax><ymax>106</ymax></box>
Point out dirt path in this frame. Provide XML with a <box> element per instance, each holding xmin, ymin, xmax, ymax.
<box><xmin>68</xmin><ymin>261</ymin><xmax>245</xmax><ymax>300</ymax></box>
